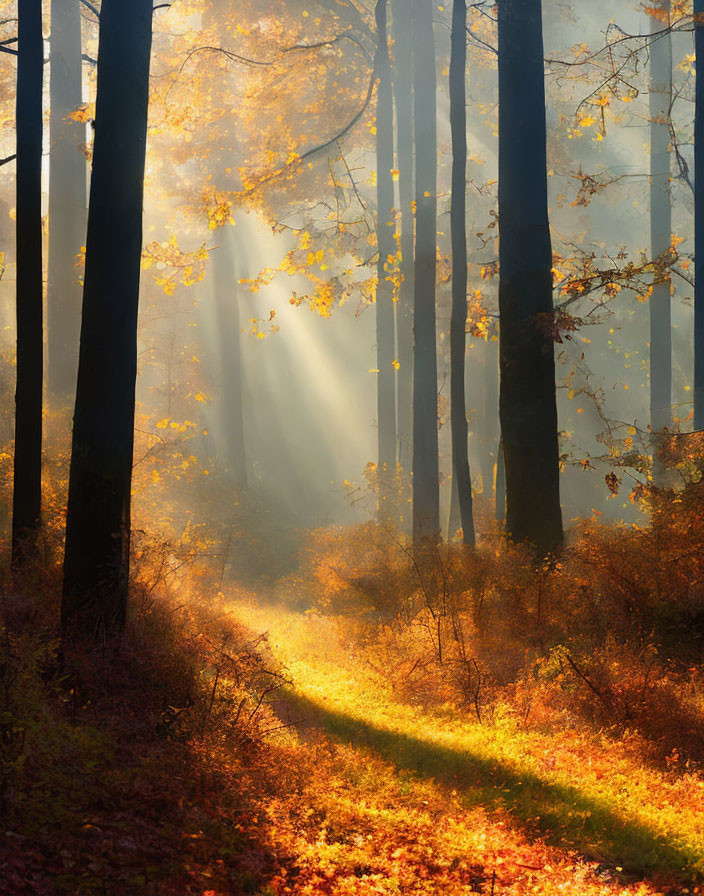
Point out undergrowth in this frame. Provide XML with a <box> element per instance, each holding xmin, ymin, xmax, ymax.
<box><xmin>4</xmin><ymin>450</ymin><xmax>704</xmax><ymax>893</ymax></box>
<box><xmin>298</xmin><ymin>476</ymin><xmax>704</xmax><ymax>770</ymax></box>
<box><xmin>0</xmin><ymin>552</ymin><xmax>287</xmax><ymax>895</ymax></box>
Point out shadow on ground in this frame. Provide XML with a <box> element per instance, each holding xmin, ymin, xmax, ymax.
<box><xmin>279</xmin><ymin>689</ymin><xmax>702</xmax><ymax>887</ymax></box>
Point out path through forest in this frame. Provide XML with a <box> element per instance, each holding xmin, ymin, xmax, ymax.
<box><xmin>227</xmin><ymin>595</ymin><xmax>704</xmax><ymax>896</ymax></box>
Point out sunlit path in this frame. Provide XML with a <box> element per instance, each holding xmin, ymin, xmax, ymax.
<box><xmin>229</xmin><ymin>596</ymin><xmax>704</xmax><ymax>893</ymax></box>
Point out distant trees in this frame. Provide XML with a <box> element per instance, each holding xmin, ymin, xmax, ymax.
<box><xmin>497</xmin><ymin>0</ymin><xmax>562</xmax><ymax>554</ymax></box>
<box><xmin>212</xmin><ymin>225</ymin><xmax>247</xmax><ymax>491</ymax></box>
<box><xmin>203</xmin><ymin>0</ymin><xmax>248</xmax><ymax>493</ymax></box>
<box><xmin>649</xmin><ymin>0</ymin><xmax>673</xmax><ymax>476</ymax></box>
<box><xmin>12</xmin><ymin>0</ymin><xmax>44</xmax><ymax>568</ymax></box>
<box><xmin>62</xmin><ymin>0</ymin><xmax>154</xmax><ymax>637</ymax></box>
<box><xmin>694</xmin><ymin>0</ymin><xmax>704</xmax><ymax>429</ymax></box>
<box><xmin>375</xmin><ymin>0</ymin><xmax>397</xmax><ymax>522</ymax></box>
<box><xmin>449</xmin><ymin>0</ymin><xmax>475</xmax><ymax>547</ymax></box>
<box><xmin>391</xmin><ymin>0</ymin><xmax>414</xmax><ymax>477</ymax></box>
<box><xmin>48</xmin><ymin>0</ymin><xmax>86</xmax><ymax>401</ymax></box>
<box><xmin>411</xmin><ymin>0</ymin><xmax>440</xmax><ymax>542</ymax></box>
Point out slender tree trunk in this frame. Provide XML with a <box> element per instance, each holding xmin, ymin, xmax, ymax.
<box><xmin>48</xmin><ymin>0</ymin><xmax>86</xmax><ymax>401</ymax></box>
<box><xmin>481</xmin><ymin>336</ymin><xmax>499</xmax><ymax>503</ymax></box>
<box><xmin>447</xmin><ymin>472</ymin><xmax>459</xmax><ymax>539</ymax></box>
<box><xmin>411</xmin><ymin>0</ymin><xmax>440</xmax><ymax>542</ymax></box>
<box><xmin>12</xmin><ymin>0</ymin><xmax>44</xmax><ymax>568</ymax></box>
<box><xmin>391</xmin><ymin>0</ymin><xmax>414</xmax><ymax>476</ymax></box>
<box><xmin>375</xmin><ymin>0</ymin><xmax>397</xmax><ymax>522</ymax></box>
<box><xmin>497</xmin><ymin>0</ymin><xmax>562</xmax><ymax>554</ymax></box>
<box><xmin>696</xmin><ymin>1</ymin><xmax>704</xmax><ymax>430</ymax></box>
<box><xmin>449</xmin><ymin>0</ymin><xmax>475</xmax><ymax>547</ymax></box>
<box><xmin>649</xmin><ymin>1</ymin><xmax>672</xmax><ymax>476</ymax></box>
<box><xmin>202</xmin><ymin>2</ymin><xmax>247</xmax><ymax>491</ymax></box>
<box><xmin>495</xmin><ymin>434</ymin><xmax>506</xmax><ymax>524</ymax></box>
<box><xmin>213</xmin><ymin>224</ymin><xmax>247</xmax><ymax>490</ymax></box>
<box><xmin>62</xmin><ymin>0</ymin><xmax>153</xmax><ymax>638</ymax></box>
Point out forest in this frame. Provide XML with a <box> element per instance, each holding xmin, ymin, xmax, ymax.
<box><xmin>1</xmin><ymin>0</ymin><xmax>704</xmax><ymax>893</ymax></box>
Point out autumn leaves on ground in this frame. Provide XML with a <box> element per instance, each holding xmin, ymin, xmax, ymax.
<box><xmin>3</xmin><ymin>481</ymin><xmax>704</xmax><ymax>896</ymax></box>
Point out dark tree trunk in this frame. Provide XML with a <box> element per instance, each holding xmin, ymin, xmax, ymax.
<box><xmin>495</xmin><ymin>434</ymin><xmax>506</xmax><ymax>524</ymax></box>
<box><xmin>497</xmin><ymin>0</ymin><xmax>562</xmax><ymax>554</ymax></box>
<box><xmin>391</xmin><ymin>0</ymin><xmax>414</xmax><ymax>476</ymax></box>
<box><xmin>411</xmin><ymin>0</ymin><xmax>440</xmax><ymax>542</ymax></box>
<box><xmin>649</xmin><ymin>0</ymin><xmax>672</xmax><ymax>475</ymax></box>
<box><xmin>375</xmin><ymin>0</ymin><xmax>397</xmax><ymax>522</ymax></box>
<box><xmin>48</xmin><ymin>0</ymin><xmax>86</xmax><ymax>401</ymax></box>
<box><xmin>447</xmin><ymin>472</ymin><xmax>459</xmax><ymax>540</ymax></box>
<box><xmin>449</xmin><ymin>0</ymin><xmax>475</xmax><ymax>547</ymax></box>
<box><xmin>481</xmin><ymin>336</ymin><xmax>499</xmax><ymax>504</ymax></box>
<box><xmin>12</xmin><ymin>0</ymin><xmax>44</xmax><ymax>568</ymax></box>
<box><xmin>213</xmin><ymin>224</ymin><xmax>247</xmax><ymax>490</ymax></box>
<box><xmin>696</xmin><ymin>0</ymin><xmax>704</xmax><ymax>429</ymax></box>
<box><xmin>62</xmin><ymin>0</ymin><xmax>153</xmax><ymax>639</ymax></box>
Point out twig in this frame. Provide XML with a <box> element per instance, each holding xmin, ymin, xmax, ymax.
<box><xmin>563</xmin><ymin>651</ymin><xmax>613</xmax><ymax>717</ymax></box>
<box><xmin>201</xmin><ymin>667</ymin><xmax>221</xmax><ymax>738</ymax></box>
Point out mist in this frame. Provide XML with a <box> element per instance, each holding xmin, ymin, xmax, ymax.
<box><xmin>2</xmin><ymin>1</ymin><xmax>704</xmax><ymax>892</ymax></box>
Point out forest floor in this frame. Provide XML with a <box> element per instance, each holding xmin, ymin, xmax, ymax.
<box><xmin>224</xmin><ymin>593</ymin><xmax>704</xmax><ymax>896</ymax></box>
<box><xmin>3</xmin><ymin>561</ymin><xmax>704</xmax><ymax>895</ymax></box>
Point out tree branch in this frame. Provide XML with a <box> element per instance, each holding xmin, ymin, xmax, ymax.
<box><xmin>79</xmin><ymin>0</ymin><xmax>100</xmax><ymax>20</ymax></box>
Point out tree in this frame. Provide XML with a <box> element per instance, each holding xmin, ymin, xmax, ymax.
<box><xmin>411</xmin><ymin>0</ymin><xmax>440</xmax><ymax>542</ymax></box>
<box><xmin>694</xmin><ymin>0</ymin><xmax>703</xmax><ymax>429</ymax></box>
<box><xmin>375</xmin><ymin>0</ymin><xmax>396</xmax><ymax>522</ymax></box>
<box><xmin>482</xmin><ymin>337</ymin><xmax>500</xmax><ymax>512</ymax></box>
<box><xmin>449</xmin><ymin>0</ymin><xmax>475</xmax><ymax>547</ymax></box>
<box><xmin>212</xmin><ymin>224</ymin><xmax>247</xmax><ymax>490</ymax></box>
<box><xmin>391</xmin><ymin>0</ymin><xmax>414</xmax><ymax>476</ymax></box>
<box><xmin>202</xmin><ymin>0</ymin><xmax>247</xmax><ymax>492</ymax></box>
<box><xmin>62</xmin><ymin>0</ymin><xmax>154</xmax><ymax>638</ymax></box>
<box><xmin>649</xmin><ymin>0</ymin><xmax>672</xmax><ymax>476</ymax></box>
<box><xmin>497</xmin><ymin>0</ymin><xmax>563</xmax><ymax>554</ymax></box>
<box><xmin>48</xmin><ymin>0</ymin><xmax>86</xmax><ymax>401</ymax></box>
<box><xmin>12</xmin><ymin>0</ymin><xmax>44</xmax><ymax>568</ymax></box>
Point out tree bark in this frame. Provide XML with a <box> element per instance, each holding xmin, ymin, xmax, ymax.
<box><xmin>696</xmin><ymin>0</ymin><xmax>704</xmax><ymax>430</ymax></box>
<box><xmin>391</xmin><ymin>0</ymin><xmax>414</xmax><ymax>477</ymax></box>
<box><xmin>375</xmin><ymin>0</ymin><xmax>397</xmax><ymax>522</ymax></box>
<box><xmin>449</xmin><ymin>0</ymin><xmax>475</xmax><ymax>547</ymax></box>
<box><xmin>649</xmin><ymin>0</ymin><xmax>672</xmax><ymax>476</ymax></box>
<box><xmin>62</xmin><ymin>0</ymin><xmax>153</xmax><ymax>639</ymax></box>
<box><xmin>202</xmin><ymin>1</ymin><xmax>247</xmax><ymax>492</ymax></box>
<box><xmin>497</xmin><ymin>0</ymin><xmax>562</xmax><ymax>554</ymax></box>
<box><xmin>481</xmin><ymin>336</ymin><xmax>499</xmax><ymax>505</ymax></box>
<box><xmin>48</xmin><ymin>0</ymin><xmax>86</xmax><ymax>401</ymax></box>
<box><xmin>411</xmin><ymin>0</ymin><xmax>440</xmax><ymax>542</ymax></box>
<box><xmin>495</xmin><ymin>434</ymin><xmax>506</xmax><ymax>524</ymax></box>
<box><xmin>12</xmin><ymin>0</ymin><xmax>44</xmax><ymax>568</ymax></box>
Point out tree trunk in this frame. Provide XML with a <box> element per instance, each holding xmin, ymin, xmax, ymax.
<box><xmin>649</xmin><ymin>1</ymin><xmax>672</xmax><ymax>476</ymax></box>
<box><xmin>391</xmin><ymin>0</ymin><xmax>414</xmax><ymax>477</ymax></box>
<box><xmin>62</xmin><ymin>0</ymin><xmax>153</xmax><ymax>639</ymax></box>
<box><xmin>497</xmin><ymin>0</ymin><xmax>562</xmax><ymax>554</ymax></box>
<box><xmin>481</xmin><ymin>336</ymin><xmax>499</xmax><ymax>504</ymax></box>
<box><xmin>447</xmin><ymin>471</ymin><xmax>459</xmax><ymax>540</ymax></box>
<box><xmin>202</xmin><ymin>2</ymin><xmax>247</xmax><ymax>491</ymax></box>
<box><xmin>495</xmin><ymin>434</ymin><xmax>506</xmax><ymax>524</ymax></box>
<box><xmin>213</xmin><ymin>224</ymin><xmax>247</xmax><ymax>490</ymax></box>
<box><xmin>12</xmin><ymin>0</ymin><xmax>44</xmax><ymax>568</ymax></box>
<box><xmin>375</xmin><ymin>0</ymin><xmax>397</xmax><ymax>523</ymax></box>
<box><xmin>411</xmin><ymin>0</ymin><xmax>440</xmax><ymax>542</ymax></box>
<box><xmin>48</xmin><ymin>0</ymin><xmax>86</xmax><ymax>401</ymax></box>
<box><xmin>449</xmin><ymin>0</ymin><xmax>475</xmax><ymax>547</ymax></box>
<box><xmin>696</xmin><ymin>0</ymin><xmax>704</xmax><ymax>430</ymax></box>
